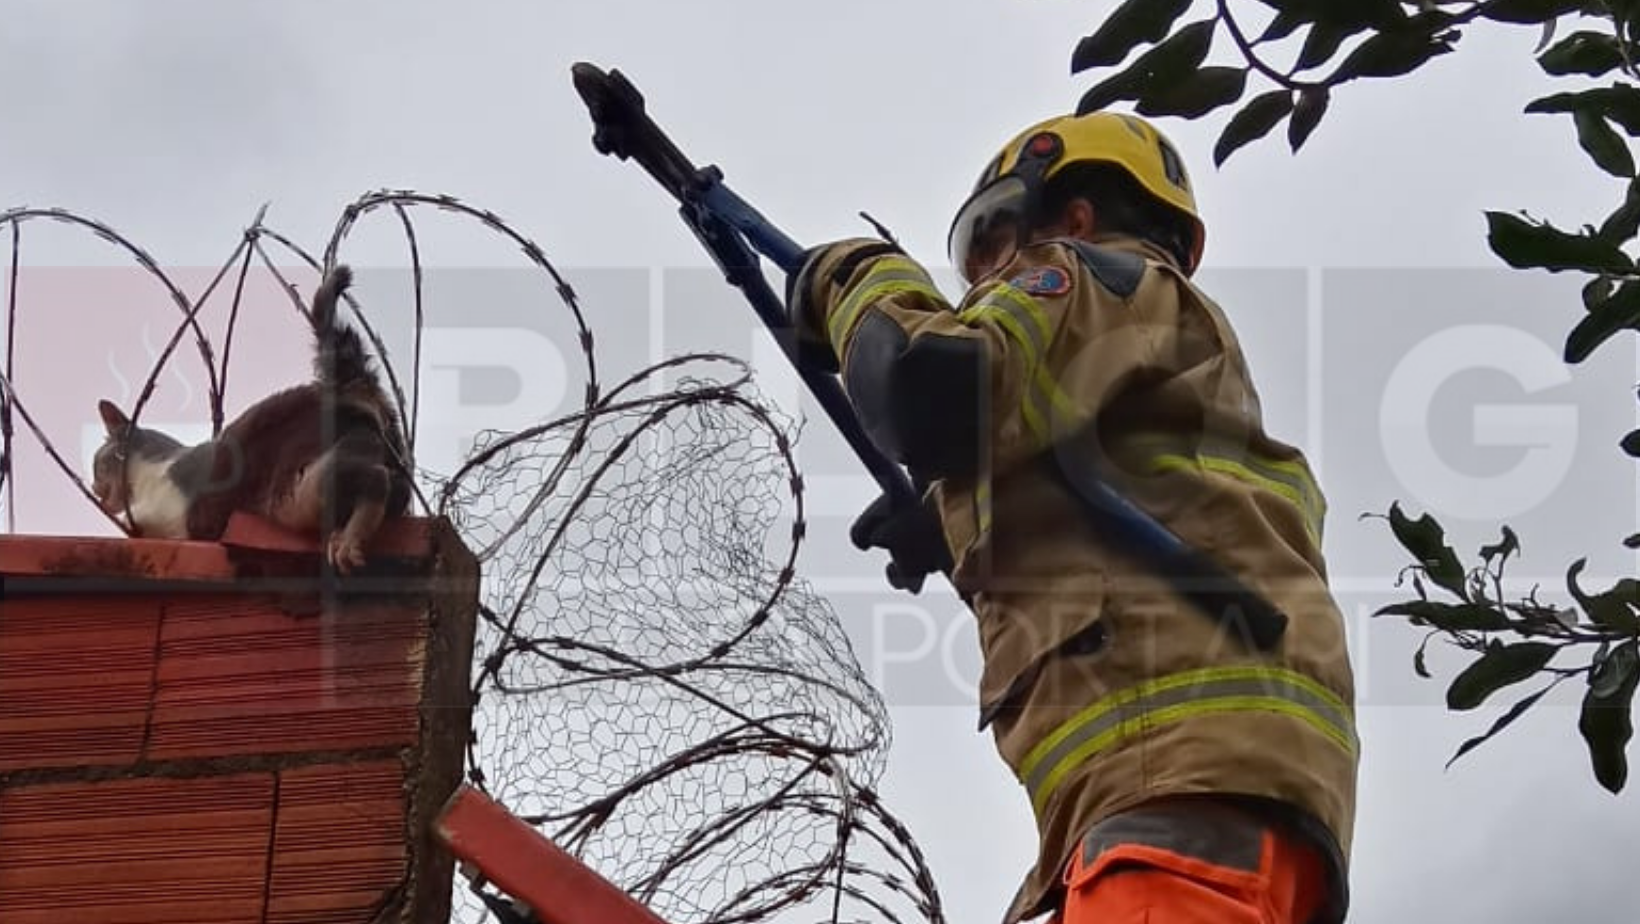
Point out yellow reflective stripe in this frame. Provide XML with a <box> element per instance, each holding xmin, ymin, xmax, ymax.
<box><xmin>967</xmin><ymin>301</ymin><xmax>1040</xmax><ymax>361</ymax></box>
<box><xmin>1017</xmin><ymin>666</ymin><xmax>1355</xmax><ymax>817</ymax></box>
<box><xmin>984</xmin><ymin>284</ymin><xmax>1054</xmax><ymax>347</ymax></box>
<box><xmin>828</xmin><ymin>279</ymin><xmax>930</xmax><ymax>354</ymax></box>
<box><xmin>1032</xmin><ymin>362</ymin><xmax>1080</xmax><ymax>422</ymax></box>
<box><xmin>978</xmin><ymin>285</ymin><xmax>1078</xmax><ymax>430</ymax></box>
<box><xmin>960</xmin><ymin>300</ymin><xmax>1052</xmax><ymax>446</ymax></box>
<box><xmin>1019</xmin><ymin>665</ymin><xmax>1351</xmax><ymax>776</ymax></box>
<box><xmin>828</xmin><ymin>258</ymin><xmax>942</xmax><ymax>353</ymax></box>
<box><xmin>1222</xmin><ymin>447</ymin><xmax>1326</xmax><ymax>523</ymax></box>
<box><xmin>958</xmin><ymin>283</ymin><xmax>1076</xmax><ymax>450</ymax></box>
<box><xmin>1127</xmin><ymin>434</ymin><xmax>1327</xmax><ymax>545</ymax></box>
<box><xmin>1151</xmin><ymin>454</ymin><xmax>1323</xmax><ymax>545</ymax></box>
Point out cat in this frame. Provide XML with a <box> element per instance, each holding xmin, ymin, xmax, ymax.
<box><xmin>91</xmin><ymin>264</ymin><xmax>413</xmax><ymax>573</ymax></box>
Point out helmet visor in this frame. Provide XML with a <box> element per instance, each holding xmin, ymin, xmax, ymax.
<box><xmin>947</xmin><ymin>175</ymin><xmax>1029</xmax><ymax>285</ymax></box>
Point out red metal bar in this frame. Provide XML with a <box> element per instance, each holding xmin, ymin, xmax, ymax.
<box><xmin>433</xmin><ymin>784</ymin><xmax>672</xmax><ymax>924</ymax></box>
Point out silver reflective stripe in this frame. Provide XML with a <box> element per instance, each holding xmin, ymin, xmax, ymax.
<box><xmin>1080</xmin><ymin>803</ymin><xmax>1264</xmax><ymax>872</ymax></box>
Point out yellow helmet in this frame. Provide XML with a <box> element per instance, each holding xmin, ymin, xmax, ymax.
<box><xmin>947</xmin><ymin>111</ymin><xmax>1207</xmax><ymax>282</ymax></box>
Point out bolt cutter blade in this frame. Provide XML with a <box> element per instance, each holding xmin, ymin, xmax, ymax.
<box><xmin>572</xmin><ymin>62</ymin><xmax>700</xmax><ymax>202</ymax></box>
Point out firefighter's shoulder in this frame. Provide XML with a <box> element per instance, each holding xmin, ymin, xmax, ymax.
<box><xmin>1018</xmin><ymin>239</ymin><xmax>1148</xmax><ymax>300</ymax></box>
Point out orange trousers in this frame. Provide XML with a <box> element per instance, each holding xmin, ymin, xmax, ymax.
<box><xmin>1048</xmin><ymin>810</ymin><xmax>1329</xmax><ymax>924</ymax></box>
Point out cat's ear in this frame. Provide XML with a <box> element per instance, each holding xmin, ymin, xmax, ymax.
<box><xmin>97</xmin><ymin>399</ymin><xmax>130</xmax><ymax>435</ymax></box>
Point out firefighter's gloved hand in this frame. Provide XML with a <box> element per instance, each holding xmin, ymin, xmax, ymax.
<box><xmin>849</xmin><ymin>491</ymin><xmax>953</xmax><ymax>594</ymax></box>
<box><xmin>786</xmin><ymin>238</ymin><xmax>903</xmax><ymax>374</ymax></box>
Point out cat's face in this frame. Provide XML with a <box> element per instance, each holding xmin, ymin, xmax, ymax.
<box><xmin>91</xmin><ymin>399</ymin><xmax>182</xmax><ymax>514</ymax></box>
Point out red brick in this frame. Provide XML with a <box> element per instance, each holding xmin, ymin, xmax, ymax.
<box><xmin>146</xmin><ymin>599</ymin><xmax>426</xmax><ymax>761</ymax></box>
<box><xmin>0</xmin><ymin>598</ymin><xmax>160</xmax><ymax>771</ymax></box>
<box><xmin>0</xmin><ymin>517</ymin><xmax>479</xmax><ymax>924</ymax></box>
<box><xmin>222</xmin><ymin>511</ymin><xmax>437</xmax><ymax>560</ymax></box>
<box><xmin>0</xmin><ymin>535</ymin><xmax>233</xmax><ymax>582</ymax></box>
<box><xmin>267</xmin><ymin>761</ymin><xmax>409</xmax><ymax>924</ymax></box>
<box><xmin>0</xmin><ymin>774</ymin><xmax>273</xmax><ymax>924</ymax></box>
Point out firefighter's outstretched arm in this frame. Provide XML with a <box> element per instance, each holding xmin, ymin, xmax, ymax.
<box><xmin>788</xmin><ymin>236</ymin><xmax>1290</xmax><ymax>652</ymax></box>
<box><xmin>785</xmin><ymin>237</ymin><xmax>1092</xmax><ymax>595</ymax></box>
<box><xmin>787</xmin><ymin>237</ymin><xmax>1165</xmax><ymax>485</ymax></box>
<box><xmin>788</xmin><ymin>238</ymin><xmax>1053</xmax><ymax>483</ymax></box>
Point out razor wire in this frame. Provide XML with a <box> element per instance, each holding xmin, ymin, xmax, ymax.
<box><xmin>0</xmin><ymin>192</ymin><xmax>946</xmax><ymax>924</ymax></box>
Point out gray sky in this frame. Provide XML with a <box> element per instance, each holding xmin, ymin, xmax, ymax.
<box><xmin>4</xmin><ymin>2</ymin><xmax>1640</xmax><ymax>922</ymax></box>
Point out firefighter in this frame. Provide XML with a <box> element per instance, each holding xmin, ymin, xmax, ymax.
<box><xmin>785</xmin><ymin>111</ymin><xmax>1359</xmax><ymax>924</ymax></box>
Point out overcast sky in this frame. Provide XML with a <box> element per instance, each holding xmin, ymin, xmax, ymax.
<box><xmin>3</xmin><ymin>2</ymin><xmax>1640</xmax><ymax>923</ymax></box>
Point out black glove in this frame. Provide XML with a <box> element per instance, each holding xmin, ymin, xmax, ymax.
<box><xmin>785</xmin><ymin>238</ymin><xmax>904</xmax><ymax>374</ymax></box>
<box><xmin>849</xmin><ymin>491</ymin><xmax>954</xmax><ymax>594</ymax></box>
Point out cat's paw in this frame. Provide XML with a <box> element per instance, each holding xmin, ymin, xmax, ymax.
<box><xmin>327</xmin><ymin>533</ymin><xmax>369</xmax><ymax>574</ymax></box>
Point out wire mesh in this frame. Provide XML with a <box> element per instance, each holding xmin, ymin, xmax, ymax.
<box><xmin>0</xmin><ymin>192</ymin><xmax>946</xmax><ymax>924</ymax></box>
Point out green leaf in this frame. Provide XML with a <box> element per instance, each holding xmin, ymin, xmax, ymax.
<box><xmin>1289</xmin><ymin>86</ymin><xmax>1330</xmax><ymax>151</ymax></box>
<box><xmin>1137</xmin><ymin>66</ymin><xmax>1248</xmax><ymax>119</ymax></box>
<box><xmin>1077</xmin><ymin>70</ymin><xmax>1145</xmax><ymax>114</ymax></box>
<box><xmin>1574</xmin><ymin>109</ymin><xmax>1636</xmax><ymax>178</ymax></box>
<box><xmin>1591</xmin><ymin>578</ymin><xmax>1640</xmax><ymax>634</ymax></box>
<box><xmin>1214</xmin><ymin>90</ymin><xmax>1295</xmax><ymax>166</ymax></box>
<box><xmin>1609</xmin><ymin>578</ymin><xmax>1640</xmax><ymax>605</ymax></box>
<box><xmin>1485</xmin><ymin>211</ymin><xmax>1634</xmax><ymax>275</ymax></box>
<box><xmin>1552</xmin><ymin>605</ymin><xmax>1581</xmax><ymax>631</ymax></box>
<box><xmin>1590</xmin><ymin>595</ymin><xmax>1640</xmax><ymax>635</ymax></box>
<box><xmin>1387</xmin><ymin>501</ymin><xmax>1468</xmax><ymax>599</ymax></box>
<box><xmin>1565</xmin><ymin>280</ymin><xmax>1640</xmax><ymax>362</ymax></box>
<box><xmin>1322</xmin><ymin>0</ymin><xmax>1410</xmax><ymax>30</ymax></box>
<box><xmin>1579</xmin><ymin>639</ymin><xmax>1640</xmax><ymax>792</ymax></box>
<box><xmin>1481</xmin><ymin>0</ymin><xmax>1595</xmax><ymax>24</ymax></box>
<box><xmin>1591</xmin><ymin>638</ymin><xmax>1639</xmax><ymax>699</ymax></box>
<box><xmin>1584</xmin><ymin>275</ymin><xmax>1616</xmax><ymax>308</ymax></box>
<box><xmin>1330</xmin><ymin>30</ymin><xmax>1456</xmax><ymax>82</ymax></box>
<box><xmin>1135</xmin><ymin>18</ymin><xmax>1218</xmax><ymax>78</ymax></box>
<box><xmin>1539</xmin><ymin>30</ymin><xmax>1627</xmax><ymax>77</ymax></box>
<box><xmin>1626</xmin><ymin>533</ymin><xmax>1640</xmax><ymax>550</ymax></box>
<box><xmin>1567</xmin><ymin>557</ymin><xmax>1595</xmax><ymax>602</ymax></box>
<box><xmin>1075</xmin><ymin>19</ymin><xmax>1217</xmax><ymax>116</ymax></box>
<box><xmin>1446</xmin><ymin>684</ymin><xmax>1556</xmax><ymax>769</ymax></box>
<box><xmin>1534</xmin><ymin>15</ymin><xmax>1560</xmax><ymax>53</ymax></box>
<box><xmin>1295</xmin><ymin>23</ymin><xmax>1350</xmax><ymax>72</ymax></box>
<box><xmin>1407</xmin><ymin>5</ymin><xmax>1463</xmax><ymax>33</ymax></box>
<box><xmin>1566</xmin><ymin>559</ymin><xmax>1640</xmax><ymax>634</ymax></box>
<box><xmin>1479</xmin><ymin>525</ymin><xmax>1520</xmax><ymax>565</ymax></box>
<box><xmin>1373</xmin><ymin>600</ymin><xmax>1514</xmax><ymax>632</ymax></box>
<box><xmin>1597</xmin><ymin>178</ymin><xmax>1640</xmax><ymax>244</ymax></box>
<box><xmin>1623</xmin><ymin>429</ymin><xmax>1640</xmax><ymax>456</ymax></box>
<box><xmin>1528</xmin><ymin>85</ymin><xmax>1640</xmax><ymax>135</ymax></box>
<box><xmin>1071</xmin><ymin>0</ymin><xmax>1198</xmax><ymax>72</ymax></box>
<box><xmin>1257</xmin><ymin>10</ymin><xmax>1310</xmax><ymax>43</ymax></box>
<box><xmin>1255</xmin><ymin>0</ymin><xmax>1328</xmax><ymax>17</ymax></box>
<box><xmin>1414</xmin><ymin>635</ymin><xmax>1433</xmax><ymax>678</ymax></box>
<box><xmin>1446</xmin><ymin>641</ymin><xmax>1559</xmax><ymax>711</ymax></box>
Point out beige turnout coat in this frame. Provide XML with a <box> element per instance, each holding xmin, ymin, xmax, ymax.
<box><xmin>801</xmin><ymin>233</ymin><xmax>1359</xmax><ymax>923</ymax></box>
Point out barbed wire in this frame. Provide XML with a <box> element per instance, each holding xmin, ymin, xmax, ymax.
<box><xmin>0</xmin><ymin>191</ymin><xmax>946</xmax><ymax>924</ymax></box>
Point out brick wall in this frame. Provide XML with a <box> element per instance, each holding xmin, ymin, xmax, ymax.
<box><xmin>0</xmin><ymin>515</ymin><xmax>478</xmax><ymax>924</ymax></box>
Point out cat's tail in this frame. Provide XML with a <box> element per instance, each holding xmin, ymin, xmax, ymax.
<box><xmin>309</xmin><ymin>264</ymin><xmax>376</xmax><ymax>389</ymax></box>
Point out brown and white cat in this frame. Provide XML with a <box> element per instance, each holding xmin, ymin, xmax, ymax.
<box><xmin>91</xmin><ymin>265</ymin><xmax>413</xmax><ymax>573</ymax></box>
